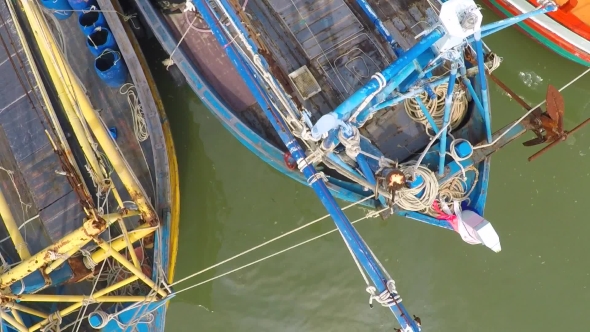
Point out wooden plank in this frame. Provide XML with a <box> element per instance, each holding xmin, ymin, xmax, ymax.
<box><xmin>0</xmin><ymin>2</ymin><xmax>86</xmax><ymax>247</ymax></box>
<box><xmin>97</xmin><ymin>0</ymin><xmax>168</xmax><ymax>205</ymax></box>
<box><xmin>48</xmin><ymin>13</ymin><xmax>156</xmax><ymax>203</ymax></box>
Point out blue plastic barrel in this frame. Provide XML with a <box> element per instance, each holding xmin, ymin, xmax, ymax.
<box><xmin>78</xmin><ymin>6</ymin><xmax>108</xmax><ymax>36</ymax></box>
<box><xmin>86</xmin><ymin>27</ymin><xmax>118</xmax><ymax>57</ymax></box>
<box><xmin>67</xmin><ymin>0</ymin><xmax>97</xmax><ymax>11</ymax></box>
<box><xmin>94</xmin><ymin>50</ymin><xmax>128</xmax><ymax>88</ymax></box>
<box><xmin>40</xmin><ymin>0</ymin><xmax>73</xmax><ymax>20</ymax></box>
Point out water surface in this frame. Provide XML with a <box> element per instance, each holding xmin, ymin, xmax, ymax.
<box><xmin>146</xmin><ymin>12</ymin><xmax>590</xmax><ymax>331</ymax></box>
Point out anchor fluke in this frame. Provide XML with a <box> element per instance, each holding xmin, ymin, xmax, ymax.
<box><xmin>524</xmin><ymin>85</ymin><xmax>590</xmax><ymax>161</ymax></box>
<box><xmin>522</xmin><ymin>137</ymin><xmax>545</xmax><ymax>147</ymax></box>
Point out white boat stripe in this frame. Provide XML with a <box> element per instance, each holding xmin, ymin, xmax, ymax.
<box><xmin>501</xmin><ymin>0</ymin><xmax>590</xmax><ymax>53</ymax></box>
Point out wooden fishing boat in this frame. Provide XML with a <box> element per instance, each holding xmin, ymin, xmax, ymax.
<box><xmin>0</xmin><ymin>0</ymin><xmax>179</xmax><ymax>330</ymax></box>
<box><xmin>482</xmin><ymin>0</ymin><xmax>590</xmax><ymax>66</ymax></box>
<box><xmin>125</xmin><ymin>0</ymin><xmax>588</xmax><ymax>329</ymax></box>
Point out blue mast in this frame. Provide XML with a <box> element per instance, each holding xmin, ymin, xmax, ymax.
<box><xmin>194</xmin><ymin>0</ymin><xmax>420</xmax><ymax>330</ymax></box>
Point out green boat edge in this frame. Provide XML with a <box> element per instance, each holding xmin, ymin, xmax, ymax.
<box><xmin>488</xmin><ymin>0</ymin><xmax>590</xmax><ymax>67</ymax></box>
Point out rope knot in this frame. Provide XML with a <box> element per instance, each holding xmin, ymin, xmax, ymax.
<box><xmin>82</xmin><ymin>297</ymin><xmax>98</xmax><ymax>306</ymax></box>
<box><xmin>80</xmin><ymin>249</ymin><xmax>97</xmax><ymax>270</ymax></box>
<box><xmin>366</xmin><ymin>280</ymin><xmax>399</xmax><ymax>308</ymax></box>
<box><xmin>41</xmin><ymin>312</ymin><xmax>62</xmax><ymax>332</ymax></box>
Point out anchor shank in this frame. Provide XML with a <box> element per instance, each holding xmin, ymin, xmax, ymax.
<box><xmin>528</xmin><ymin>118</ymin><xmax>590</xmax><ymax>161</ymax></box>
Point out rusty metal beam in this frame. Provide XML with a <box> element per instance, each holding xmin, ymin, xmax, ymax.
<box><xmin>0</xmin><ymin>210</ymin><xmax>139</xmax><ymax>288</ymax></box>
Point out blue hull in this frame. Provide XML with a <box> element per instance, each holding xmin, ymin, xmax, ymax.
<box><xmin>136</xmin><ymin>2</ymin><xmax>379</xmax><ymax>209</ymax></box>
<box><xmin>133</xmin><ymin>0</ymin><xmax>494</xmax><ymax>231</ymax></box>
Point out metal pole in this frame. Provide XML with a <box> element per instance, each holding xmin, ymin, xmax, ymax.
<box><xmin>95</xmin><ymin>240</ymin><xmax>168</xmax><ymax>297</ymax></box>
<box><xmin>474</xmin><ymin>32</ymin><xmax>493</xmax><ymax>143</ymax></box>
<box><xmin>353</xmin><ymin>0</ymin><xmax>403</xmax><ymax>55</ymax></box>
<box><xmin>459</xmin><ymin>64</ymin><xmax>485</xmax><ymax>119</ymax></box>
<box><xmin>5</xmin><ymin>303</ymin><xmax>48</xmax><ymax>318</ymax></box>
<box><xmin>438</xmin><ymin>64</ymin><xmax>457</xmax><ymax>176</ymax></box>
<box><xmin>9</xmin><ymin>294</ymin><xmax>155</xmax><ymax>303</ymax></box>
<box><xmin>0</xmin><ymin>211</ymin><xmax>138</xmax><ymax>287</ymax></box>
<box><xmin>196</xmin><ymin>1</ymin><xmax>419</xmax><ymax>329</ymax></box>
<box><xmin>91</xmin><ymin>223</ymin><xmax>157</xmax><ymax>263</ymax></box>
<box><xmin>28</xmin><ymin>276</ymin><xmax>140</xmax><ymax>332</ymax></box>
<box><xmin>0</xmin><ymin>311</ymin><xmax>27</xmax><ymax>332</ymax></box>
<box><xmin>0</xmin><ymin>187</ymin><xmax>30</xmax><ymax>259</ymax></box>
<box><xmin>17</xmin><ymin>0</ymin><xmax>157</xmax><ymax>223</ymax></box>
<box><xmin>2</xmin><ymin>0</ymin><xmax>96</xmax><ymax>194</ymax></box>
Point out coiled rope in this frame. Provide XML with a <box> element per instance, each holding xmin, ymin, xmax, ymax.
<box><xmin>438</xmin><ymin>166</ymin><xmax>479</xmax><ymax>206</ymax></box>
<box><xmin>119</xmin><ymin>83</ymin><xmax>149</xmax><ymax>142</ymax></box>
<box><xmin>394</xmin><ymin>162</ymin><xmax>438</xmax><ymax>212</ymax></box>
<box><xmin>404</xmin><ymin>83</ymin><xmax>468</xmax><ymax>135</ymax></box>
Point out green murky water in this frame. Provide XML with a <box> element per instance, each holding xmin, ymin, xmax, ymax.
<box><xmin>145</xmin><ymin>9</ymin><xmax>590</xmax><ymax>331</ymax></box>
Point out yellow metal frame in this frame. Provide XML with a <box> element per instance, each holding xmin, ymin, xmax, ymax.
<box><xmin>2</xmin><ymin>0</ymin><xmax>92</xmax><ymax>200</ymax></box>
<box><xmin>0</xmin><ymin>0</ymin><xmax>180</xmax><ymax>330</ymax></box>
<box><xmin>0</xmin><ymin>187</ymin><xmax>30</xmax><ymax>260</ymax></box>
<box><xmin>0</xmin><ymin>211</ymin><xmax>138</xmax><ymax>287</ymax></box>
<box><xmin>16</xmin><ymin>0</ymin><xmax>157</xmax><ymax>224</ymax></box>
<box><xmin>1</xmin><ymin>221</ymin><xmax>165</xmax><ymax>331</ymax></box>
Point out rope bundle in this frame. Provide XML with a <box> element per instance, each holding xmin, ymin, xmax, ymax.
<box><xmin>404</xmin><ymin>83</ymin><xmax>468</xmax><ymax>135</ymax></box>
<box><xmin>394</xmin><ymin>162</ymin><xmax>439</xmax><ymax>212</ymax></box>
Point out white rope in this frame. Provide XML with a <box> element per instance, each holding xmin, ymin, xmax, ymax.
<box><xmin>164</xmin><ymin>15</ymin><xmax>198</xmax><ymax>70</ymax></box>
<box><xmin>0</xmin><ymin>252</ymin><xmax>9</xmax><ymax>273</ymax></box>
<box><xmin>40</xmin><ymin>311</ymin><xmax>61</xmax><ymax>332</ymax></box>
<box><xmin>0</xmin><ymin>166</ymin><xmax>31</xmax><ymax>218</ymax></box>
<box><xmin>0</xmin><ymin>215</ymin><xmax>38</xmax><ymax>245</ymax></box>
<box><xmin>174</xmin><ymin>206</ymin><xmax>388</xmax><ymax>295</ymax></box>
<box><xmin>47</xmin><ymin>250</ymin><xmax>69</xmax><ymax>261</ymax></box>
<box><xmin>119</xmin><ymin>83</ymin><xmax>149</xmax><ymax>142</ymax></box>
<box><xmin>438</xmin><ymin>166</ymin><xmax>478</xmax><ymax>206</ymax></box>
<box><xmin>89</xmin><ymin>311</ymin><xmax>109</xmax><ymax>329</ymax></box>
<box><xmin>366</xmin><ymin>280</ymin><xmax>398</xmax><ymax>308</ymax></box>
<box><xmin>80</xmin><ymin>249</ymin><xmax>97</xmax><ymax>270</ymax></box>
<box><xmin>350</xmin><ymin>73</ymin><xmax>386</xmax><ymax>121</ymax></box>
<box><xmin>209</xmin><ymin>0</ymin><xmax>303</xmax><ymax>132</ymax></box>
<box><xmin>395</xmin><ymin>162</ymin><xmax>438</xmax><ymax>212</ymax></box>
<box><xmin>485</xmin><ymin>53</ymin><xmax>502</xmax><ymax>73</ymax></box>
<box><xmin>170</xmin><ymin>195</ymin><xmax>374</xmax><ymax>287</ymax></box>
<box><xmin>404</xmin><ymin>83</ymin><xmax>468</xmax><ymax>136</ymax></box>
<box><xmin>474</xmin><ymin>67</ymin><xmax>590</xmax><ymax>150</ymax></box>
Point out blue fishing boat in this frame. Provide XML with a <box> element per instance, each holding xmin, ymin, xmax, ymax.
<box><xmin>0</xmin><ymin>0</ymin><xmax>180</xmax><ymax>330</ymax></box>
<box><xmin>127</xmin><ymin>0</ymin><xmax>589</xmax><ymax>329</ymax></box>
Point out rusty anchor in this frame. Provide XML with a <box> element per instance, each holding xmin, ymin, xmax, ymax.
<box><xmin>523</xmin><ymin>85</ymin><xmax>590</xmax><ymax>161</ymax></box>
<box><xmin>483</xmin><ymin>64</ymin><xmax>590</xmax><ymax>162</ymax></box>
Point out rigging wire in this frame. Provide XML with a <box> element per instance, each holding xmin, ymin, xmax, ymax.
<box><xmin>170</xmin><ymin>195</ymin><xmax>374</xmax><ymax>287</ymax></box>
<box><xmin>473</xmin><ymin>67</ymin><xmax>590</xmax><ymax>150</ymax></box>
<box><xmin>173</xmin><ymin>206</ymin><xmax>388</xmax><ymax>295</ymax></box>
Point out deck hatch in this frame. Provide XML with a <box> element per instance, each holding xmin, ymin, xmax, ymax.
<box><xmin>288</xmin><ymin>65</ymin><xmax>322</xmax><ymax>100</ymax></box>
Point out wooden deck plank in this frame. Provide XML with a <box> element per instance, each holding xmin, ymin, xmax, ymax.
<box><xmin>0</xmin><ymin>123</ymin><xmax>48</xmax><ymax>255</ymax></box>
<box><xmin>97</xmin><ymin>0</ymin><xmax>167</xmax><ymax>209</ymax></box>
<box><xmin>47</xmin><ymin>11</ymin><xmax>156</xmax><ymax>203</ymax></box>
<box><xmin>40</xmin><ymin>191</ymin><xmax>87</xmax><ymax>242</ymax></box>
<box><xmin>0</xmin><ymin>1</ymin><xmax>86</xmax><ymax>248</ymax></box>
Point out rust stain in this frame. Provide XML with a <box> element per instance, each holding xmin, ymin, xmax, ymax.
<box><xmin>66</xmin><ymin>257</ymin><xmax>93</xmax><ymax>283</ymax></box>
